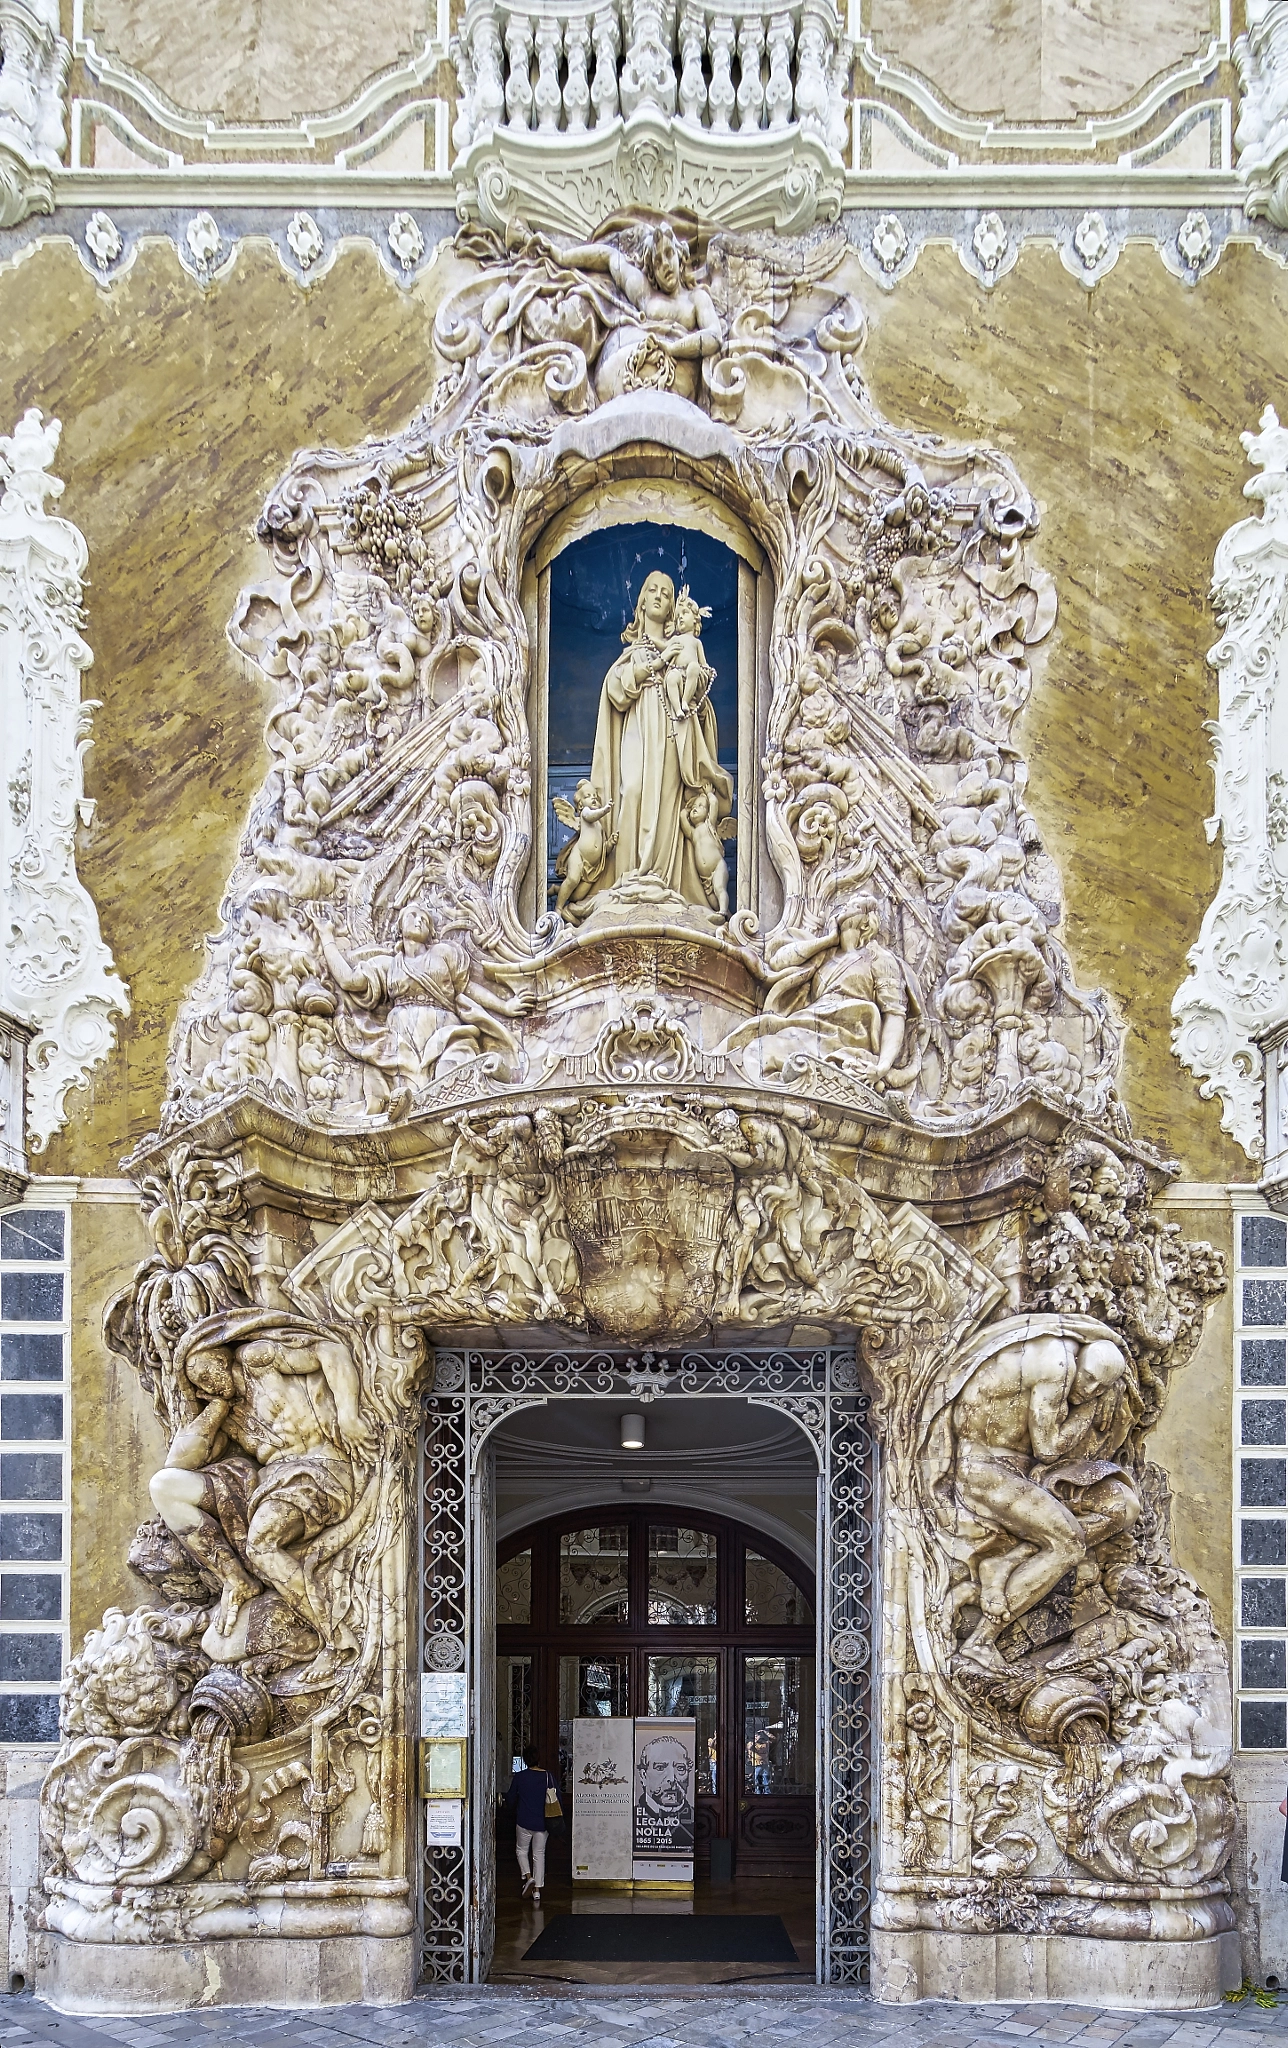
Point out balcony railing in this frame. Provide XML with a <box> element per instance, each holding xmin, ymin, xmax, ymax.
<box><xmin>451</xmin><ymin>0</ymin><xmax>850</xmax><ymax>160</ymax></box>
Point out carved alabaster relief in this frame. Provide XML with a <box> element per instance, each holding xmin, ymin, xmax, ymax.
<box><xmin>41</xmin><ymin>1146</ymin><xmax>419</xmax><ymax>1944</ymax></box>
<box><xmin>875</xmin><ymin>1135</ymin><xmax>1233</xmax><ymax>1942</ymax></box>
<box><xmin>0</xmin><ymin>411</ymin><xmax>129</xmax><ymax>1151</ymax></box>
<box><xmin>42</xmin><ymin>213</ymin><xmax>1234</xmax><ymax>1989</ymax></box>
<box><xmin>156</xmin><ymin>216</ymin><xmax>1117</xmax><ymax>1144</ymax></box>
<box><xmin>1173</xmin><ymin>405</ymin><xmax>1288</xmax><ymax>1162</ymax></box>
<box><xmin>40</xmin><ymin>1114</ymin><xmax>1232</xmax><ymax>1955</ymax></box>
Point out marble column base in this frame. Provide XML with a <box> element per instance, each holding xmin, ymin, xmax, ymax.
<box><xmin>35</xmin><ymin>1929</ymin><xmax>417</xmax><ymax>2014</ymax></box>
<box><xmin>872</xmin><ymin>1928</ymin><xmax>1244</xmax><ymax>2010</ymax></box>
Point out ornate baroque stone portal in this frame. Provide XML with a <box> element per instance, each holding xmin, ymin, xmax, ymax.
<box><xmin>39</xmin><ymin>218</ymin><xmax>1234</xmax><ymax>2010</ymax></box>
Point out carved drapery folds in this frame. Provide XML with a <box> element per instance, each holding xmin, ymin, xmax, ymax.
<box><xmin>0</xmin><ymin>410</ymin><xmax>129</xmax><ymax>1153</ymax></box>
<box><xmin>41</xmin><ymin>218</ymin><xmax>1232</xmax><ymax>1982</ymax></box>
<box><xmin>1173</xmin><ymin>405</ymin><xmax>1288</xmax><ymax>1167</ymax></box>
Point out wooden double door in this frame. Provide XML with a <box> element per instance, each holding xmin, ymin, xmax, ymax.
<box><xmin>495</xmin><ymin>1505</ymin><xmax>816</xmax><ymax>1877</ymax></box>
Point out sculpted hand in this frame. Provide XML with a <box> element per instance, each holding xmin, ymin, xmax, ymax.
<box><xmin>341</xmin><ymin>1403</ymin><xmax>378</xmax><ymax>1458</ymax></box>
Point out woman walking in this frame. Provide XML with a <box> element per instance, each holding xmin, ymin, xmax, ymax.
<box><xmin>502</xmin><ymin>1744</ymin><xmax>562</xmax><ymax>1906</ymax></box>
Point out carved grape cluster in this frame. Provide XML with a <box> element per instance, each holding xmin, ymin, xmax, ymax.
<box><xmin>338</xmin><ymin>481</ymin><xmax>431</xmax><ymax>599</ymax></box>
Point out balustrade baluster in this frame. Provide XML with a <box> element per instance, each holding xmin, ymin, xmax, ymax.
<box><xmin>764</xmin><ymin>9</ymin><xmax>793</xmax><ymax>128</ymax></box>
<box><xmin>564</xmin><ymin>14</ymin><xmax>592</xmax><ymax>129</ymax></box>
<box><xmin>793</xmin><ymin>0</ymin><xmax>829</xmax><ymax>138</ymax></box>
<box><xmin>534</xmin><ymin>15</ymin><xmax>565</xmax><ymax>129</ymax></box>
<box><xmin>826</xmin><ymin>37</ymin><xmax>850</xmax><ymax>155</ymax></box>
<box><xmin>620</xmin><ymin>0</ymin><xmax>678</xmax><ymax>115</ymax></box>
<box><xmin>707</xmin><ymin>12</ymin><xmax>736</xmax><ymax>130</ymax></box>
<box><xmin>504</xmin><ymin>11</ymin><xmax>536</xmax><ymax>128</ymax></box>
<box><xmin>677</xmin><ymin>0</ymin><xmax>707</xmax><ymax>123</ymax></box>
<box><xmin>735</xmin><ymin>13</ymin><xmax>766</xmax><ymax>129</ymax></box>
<box><xmin>590</xmin><ymin>4</ymin><xmax>621</xmax><ymax>125</ymax></box>
<box><xmin>470</xmin><ymin>6</ymin><xmax>508</xmax><ymax>134</ymax></box>
<box><xmin>450</xmin><ymin>32</ymin><xmax>478</xmax><ymax>150</ymax></box>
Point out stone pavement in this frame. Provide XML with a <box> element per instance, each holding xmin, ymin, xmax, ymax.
<box><xmin>5</xmin><ymin>1989</ymin><xmax>1288</xmax><ymax>2048</ymax></box>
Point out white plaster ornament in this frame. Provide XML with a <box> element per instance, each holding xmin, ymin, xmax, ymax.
<box><xmin>1176</xmin><ymin>210</ymin><xmax>1213</xmax><ymax>271</ymax></box>
<box><xmin>972</xmin><ymin>210</ymin><xmax>1009</xmax><ymax>273</ymax></box>
<box><xmin>286</xmin><ymin>211</ymin><xmax>324</xmax><ymax>269</ymax></box>
<box><xmin>1073</xmin><ymin>211</ymin><xmax>1111</xmax><ymax>269</ymax></box>
<box><xmin>386</xmin><ymin>211</ymin><xmax>425</xmax><ymax>269</ymax></box>
<box><xmin>1174</xmin><ymin>404</ymin><xmax>1288</xmax><ymax>1159</ymax></box>
<box><xmin>0</xmin><ymin>409</ymin><xmax>129</xmax><ymax>1151</ymax></box>
<box><xmin>184</xmin><ymin>211</ymin><xmax>222</xmax><ymax>270</ymax></box>
<box><xmin>871</xmin><ymin>213</ymin><xmax>908</xmax><ymax>274</ymax></box>
<box><xmin>84</xmin><ymin>210</ymin><xmax>122</xmax><ymax>270</ymax></box>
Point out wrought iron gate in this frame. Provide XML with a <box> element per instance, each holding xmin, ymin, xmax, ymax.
<box><xmin>419</xmin><ymin>1345</ymin><xmax>875</xmax><ymax>1984</ymax></box>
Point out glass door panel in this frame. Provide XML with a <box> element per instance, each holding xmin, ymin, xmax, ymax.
<box><xmin>742</xmin><ymin>1654</ymin><xmax>815</xmax><ymax>1794</ymax></box>
<box><xmin>497</xmin><ymin>1549</ymin><xmax>532</xmax><ymax>1624</ymax></box>
<box><xmin>559</xmin><ymin>1525</ymin><xmax>629</xmax><ymax>1623</ymax></box>
<box><xmin>496</xmin><ymin>1653</ymin><xmax>532</xmax><ymax>1789</ymax></box>
<box><xmin>648</xmin><ymin>1525</ymin><xmax>718</xmax><ymax>1623</ymax></box>
<box><xmin>558</xmin><ymin>1653</ymin><xmax>630</xmax><ymax>1797</ymax></box>
<box><xmin>739</xmin><ymin>1653</ymin><xmax>816</xmax><ymax>1872</ymax></box>
<box><xmin>745</xmin><ymin>1550</ymin><xmax>813</xmax><ymax>1625</ymax></box>
<box><xmin>646</xmin><ymin>1654</ymin><xmax>719</xmax><ymax>1793</ymax></box>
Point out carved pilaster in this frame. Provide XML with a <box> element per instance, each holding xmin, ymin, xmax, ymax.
<box><xmin>1173</xmin><ymin>405</ymin><xmax>1288</xmax><ymax>1166</ymax></box>
<box><xmin>0</xmin><ymin>411</ymin><xmax>129</xmax><ymax>1152</ymax></box>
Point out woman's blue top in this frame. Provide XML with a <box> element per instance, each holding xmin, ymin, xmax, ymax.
<box><xmin>506</xmin><ymin>1766</ymin><xmax>558</xmax><ymax>1831</ymax></box>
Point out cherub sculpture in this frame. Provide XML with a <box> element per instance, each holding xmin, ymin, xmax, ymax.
<box><xmin>679</xmin><ymin>787</ymin><xmax>736</xmax><ymax>916</ymax></box>
<box><xmin>552</xmin><ymin>778</ymin><xmax>615</xmax><ymax>919</ymax></box>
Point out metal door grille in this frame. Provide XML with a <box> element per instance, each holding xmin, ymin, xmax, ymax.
<box><xmin>418</xmin><ymin>1346</ymin><xmax>875</xmax><ymax>1984</ymax></box>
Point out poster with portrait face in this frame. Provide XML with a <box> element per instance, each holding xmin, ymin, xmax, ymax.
<box><xmin>632</xmin><ymin>1717</ymin><xmax>696</xmax><ymax>1863</ymax></box>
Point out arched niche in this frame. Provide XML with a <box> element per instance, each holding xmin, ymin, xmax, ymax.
<box><xmin>518</xmin><ymin>471</ymin><xmax>775</xmax><ymax>932</ymax></box>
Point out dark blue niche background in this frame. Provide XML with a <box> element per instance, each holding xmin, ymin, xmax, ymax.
<box><xmin>546</xmin><ymin>521</ymin><xmax>739</xmax><ymax>911</ymax></box>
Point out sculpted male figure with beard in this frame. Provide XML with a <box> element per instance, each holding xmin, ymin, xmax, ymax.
<box><xmin>925</xmin><ymin>1313</ymin><xmax>1144</xmax><ymax>1667</ymax></box>
<box><xmin>148</xmin><ymin>1310</ymin><xmax>376</xmax><ymax>1686</ymax></box>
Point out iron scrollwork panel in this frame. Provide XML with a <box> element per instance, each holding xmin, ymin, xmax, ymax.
<box><xmin>824</xmin><ymin>1392</ymin><xmax>876</xmax><ymax>1985</ymax></box>
<box><xmin>421</xmin><ymin>1395</ymin><xmax>468</xmax><ymax>1983</ymax></box>
<box><xmin>419</xmin><ymin>1351</ymin><xmax>876</xmax><ymax>1986</ymax></box>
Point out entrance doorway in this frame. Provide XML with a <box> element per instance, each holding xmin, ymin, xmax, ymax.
<box><xmin>496</xmin><ymin>1505</ymin><xmax>817</xmax><ymax>1881</ymax></box>
<box><xmin>418</xmin><ymin>1345</ymin><xmax>874</xmax><ymax>1987</ymax></box>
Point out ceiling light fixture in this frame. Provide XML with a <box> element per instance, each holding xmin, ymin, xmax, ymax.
<box><xmin>620</xmin><ymin>1410</ymin><xmax>645</xmax><ymax>1451</ymax></box>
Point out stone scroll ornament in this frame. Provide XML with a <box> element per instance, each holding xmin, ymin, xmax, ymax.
<box><xmin>41</xmin><ymin>217</ymin><xmax>1232</xmax><ymax>1969</ymax></box>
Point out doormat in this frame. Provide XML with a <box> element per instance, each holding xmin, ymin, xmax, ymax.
<box><xmin>523</xmin><ymin>1914</ymin><xmax>798</xmax><ymax>1963</ymax></box>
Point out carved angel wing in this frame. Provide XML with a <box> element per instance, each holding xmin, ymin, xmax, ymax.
<box><xmin>717</xmin><ymin>816</ymin><xmax>738</xmax><ymax>842</ymax></box>
<box><xmin>551</xmin><ymin>795</ymin><xmax>579</xmax><ymax>829</ymax></box>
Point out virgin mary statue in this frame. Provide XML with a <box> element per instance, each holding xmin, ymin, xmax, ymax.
<box><xmin>586</xmin><ymin>569</ymin><xmax>731</xmax><ymax>910</ymax></box>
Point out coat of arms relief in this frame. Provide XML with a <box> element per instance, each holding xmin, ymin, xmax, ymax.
<box><xmin>40</xmin><ymin>216</ymin><xmax>1235</xmax><ymax>1990</ymax></box>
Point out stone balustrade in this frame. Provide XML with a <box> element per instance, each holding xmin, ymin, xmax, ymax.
<box><xmin>451</xmin><ymin>0</ymin><xmax>850</xmax><ymax>161</ymax></box>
